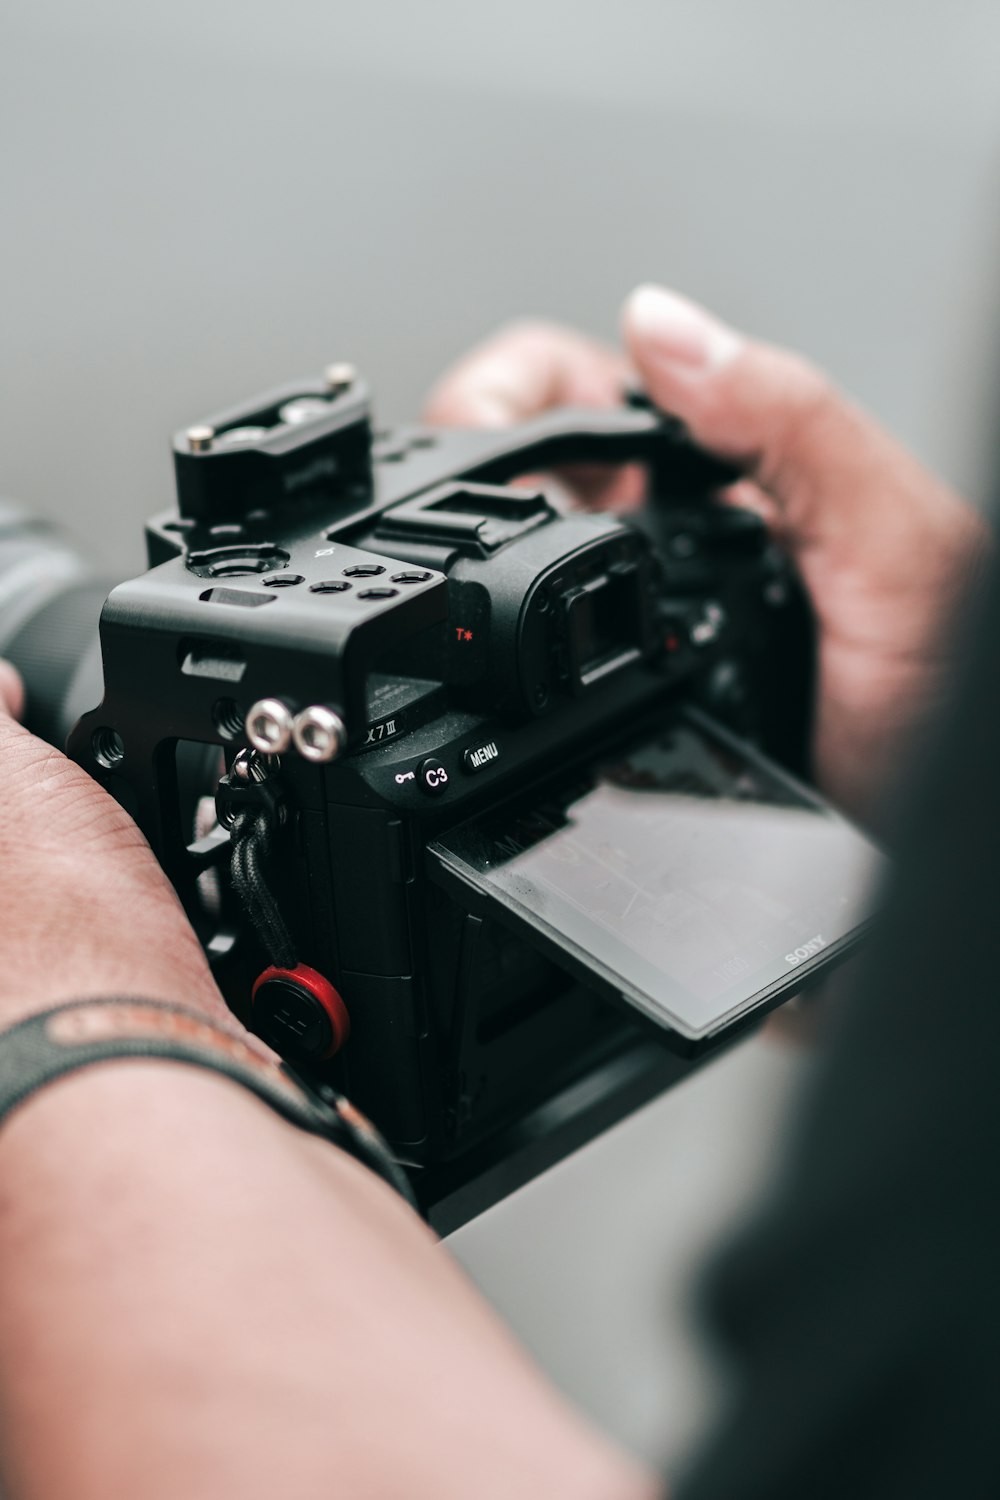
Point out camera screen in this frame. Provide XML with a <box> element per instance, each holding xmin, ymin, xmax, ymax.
<box><xmin>430</xmin><ymin>711</ymin><xmax>884</xmax><ymax>1043</ymax></box>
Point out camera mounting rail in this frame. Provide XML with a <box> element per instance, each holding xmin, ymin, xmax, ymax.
<box><xmin>163</xmin><ymin>366</ymin><xmax>739</xmax><ymax>533</ymax></box>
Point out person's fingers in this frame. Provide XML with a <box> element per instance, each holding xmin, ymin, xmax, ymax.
<box><xmin>0</xmin><ymin>659</ymin><xmax>24</xmax><ymax>721</ymax></box>
<box><xmin>717</xmin><ymin>479</ymin><xmax>783</xmax><ymax>535</ymax></box>
<box><xmin>423</xmin><ymin>320</ymin><xmax>630</xmax><ymax>427</ymax></box>
<box><xmin>558</xmin><ymin>462</ymin><xmax>647</xmax><ymax>513</ymax></box>
<box><xmin>621</xmin><ymin>283</ymin><xmax>977</xmax><ymax>579</ymax></box>
<box><xmin>620</xmin><ymin>284</ymin><xmax>995</xmax><ymax>822</ymax></box>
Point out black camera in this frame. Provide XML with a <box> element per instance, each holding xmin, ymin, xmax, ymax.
<box><xmin>1</xmin><ymin>367</ymin><xmax>879</xmax><ymax>1228</ymax></box>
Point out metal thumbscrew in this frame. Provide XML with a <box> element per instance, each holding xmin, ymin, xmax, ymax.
<box><xmin>323</xmin><ymin>362</ymin><xmax>356</xmax><ymax>396</ymax></box>
<box><xmin>292</xmin><ymin>706</ymin><xmax>347</xmax><ymax>764</ymax></box>
<box><xmin>245</xmin><ymin>698</ymin><xmax>295</xmax><ymax>755</ymax></box>
<box><xmin>186</xmin><ymin>424</ymin><xmax>215</xmax><ymax>453</ymax></box>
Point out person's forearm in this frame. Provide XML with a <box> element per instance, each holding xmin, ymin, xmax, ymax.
<box><xmin>0</xmin><ymin>1061</ymin><xmax>657</xmax><ymax>1500</ymax></box>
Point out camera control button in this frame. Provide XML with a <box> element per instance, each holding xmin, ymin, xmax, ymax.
<box><xmin>690</xmin><ymin>601</ymin><xmax>726</xmax><ymax>647</ymax></box>
<box><xmin>417</xmin><ymin>757</ymin><xmax>450</xmax><ymax>796</ymax></box>
<box><xmin>462</xmin><ymin>740</ymin><xmax>499</xmax><ymax>774</ymax></box>
<box><xmin>251</xmin><ymin>963</ymin><xmax>350</xmax><ymax>1062</ymax></box>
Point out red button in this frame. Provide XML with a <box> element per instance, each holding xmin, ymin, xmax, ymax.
<box><xmin>251</xmin><ymin>963</ymin><xmax>350</xmax><ymax>1061</ymax></box>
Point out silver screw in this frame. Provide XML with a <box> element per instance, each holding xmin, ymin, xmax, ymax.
<box><xmin>186</xmin><ymin>424</ymin><xmax>216</xmax><ymax>453</ymax></box>
<box><xmin>292</xmin><ymin>705</ymin><xmax>347</xmax><ymax>764</ymax></box>
<box><xmin>213</xmin><ymin>425</ymin><xmax>270</xmax><ymax>449</ymax></box>
<box><xmin>323</xmin><ymin>362</ymin><xmax>356</xmax><ymax>396</ymax></box>
<box><xmin>245</xmin><ymin>698</ymin><xmax>295</xmax><ymax>755</ymax></box>
<box><xmin>279</xmin><ymin>396</ymin><xmax>331</xmax><ymax>426</ymax></box>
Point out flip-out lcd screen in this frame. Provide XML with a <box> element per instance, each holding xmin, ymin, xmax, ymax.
<box><xmin>430</xmin><ymin>712</ymin><xmax>883</xmax><ymax>1044</ymax></box>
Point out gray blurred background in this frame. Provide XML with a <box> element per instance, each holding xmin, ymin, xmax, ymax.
<box><xmin>4</xmin><ymin>0</ymin><xmax>1000</xmax><ymax>1478</ymax></box>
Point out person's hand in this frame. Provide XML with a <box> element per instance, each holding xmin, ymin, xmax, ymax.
<box><xmin>0</xmin><ymin>658</ymin><xmax>229</xmax><ymax>1029</ymax></box>
<box><xmin>426</xmin><ymin>287</ymin><xmax>993</xmax><ymax>824</ymax></box>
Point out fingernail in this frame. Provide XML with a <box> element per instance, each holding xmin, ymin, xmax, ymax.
<box><xmin>625</xmin><ymin>284</ymin><xmax>743</xmax><ymax>374</ymax></box>
<box><xmin>468</xmin><ymin>395</ymin><xmax>519</xmax><ymax>429</ymax></box>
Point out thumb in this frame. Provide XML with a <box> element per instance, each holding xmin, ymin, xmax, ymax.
<box><xmin>621</xmin><ymin>283</ymin><xmax>960</xmax><ymax>566</ymax></box>
<box><xmin>0</xmin><ymin>659</ymin><xmax>24</xmax><ymax>720</ymax></box>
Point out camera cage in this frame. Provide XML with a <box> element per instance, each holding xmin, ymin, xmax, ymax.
<box><xmin>64</xmin><ymin>372</ymin><xmax>810</xmax><ymax>1228</ymax></box>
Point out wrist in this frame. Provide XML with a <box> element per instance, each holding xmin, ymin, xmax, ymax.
<box><xmin>0</xmin><ymin>997</ymin><xmax>414</xmax><ymax>1206</ymax></box>
<box><xmin>0</xmin><ymin>869</ymin><xmax>226</xmax><ymax>1030</ymax></box>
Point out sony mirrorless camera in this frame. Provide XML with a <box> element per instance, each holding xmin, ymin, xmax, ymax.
<box><xmin>1</xmin><ymin>366</ymin><xmax>879</xmax><ymax>1228</ymax></box>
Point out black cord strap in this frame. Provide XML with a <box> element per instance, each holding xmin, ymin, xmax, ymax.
<box><xmin>229</xmin><ymin>809</ymin><xmax>298</xmax><ymax>970</ymax></box>
<box><xmin>0</xmin><ymin>998</ymin><xmax>415</xmax><ymax>1208</ymax></box>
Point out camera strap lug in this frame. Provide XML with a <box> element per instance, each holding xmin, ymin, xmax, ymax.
<box><xmin>215</xmin><ymin>749</ymin><xmax>286</xmax><ymax>833</ymax></box>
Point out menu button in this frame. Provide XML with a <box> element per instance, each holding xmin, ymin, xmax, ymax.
<box><xmin>463</xmin><ymin>740</ymin><xmax>500</xmax><ymax>774</ymax></box>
